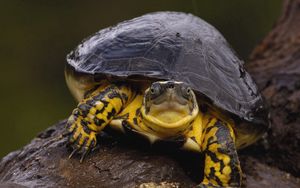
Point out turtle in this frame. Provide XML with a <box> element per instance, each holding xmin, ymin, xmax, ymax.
<box><xmin>64</xmin><ymin>12</ymin><xmax>269</xmax><ymax>188</ymax></box>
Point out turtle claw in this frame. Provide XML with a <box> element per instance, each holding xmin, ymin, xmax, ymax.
<box><xmin>68</xmin><ymin>142</ymin><xmax>93</xmax><ymax>163</ymax></box>
<box><xmin>62</xmin><ymin>131</ymin><xmax>72</xmax><ymax>138</ymax></box>
<box><xmin>68</xmin><ymin>139</ymin><xmax>96</xmax><ymax>162</ymax></box>
<box><xmin>66</xmin><ymin>120</ymin><xmax>97</xmax><ymax>162</ymax></box>
<box><xmin>80</xmin><ymin>148</ymin><xmax>91</xmax><ymax>163</ymax></box>
<box><xmin>69</xmin><ymin>148</ymin><xmax>80</xmax><ymax>159</ymax></box>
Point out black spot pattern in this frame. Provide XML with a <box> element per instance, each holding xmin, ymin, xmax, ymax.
<box><xmin>82</xmin><ymin>123</ymin><xmax>92</xmax><ymax>134</ymax></box>
<box><xmin>133</xmin><ymin>118</ymin><xmax>138</xmax><ymax>125</ymax></box>
<box><xmin>107</xmin><ymin>108</ymin><xmax>116</xmax><ymax>120</ymax></box>
<box><xmin>202</xmin><ymin>119</ymin><xmax>241</xmax><ymax>187</ymax></box>
<box><xmin>94</xmin><ymin>118</ymin><xmax>105</xmax><ymax>126</ymax></box>
<box><xmin>78</xmin><ymin>103</ymin><xmax>91</xmax><ymax>116</ymax></box>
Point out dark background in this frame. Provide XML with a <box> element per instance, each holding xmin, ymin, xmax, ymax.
<box><xmin>0</xmin><ymin>0</ymin><xmax>282</xmax><ymax>158</ymax></box>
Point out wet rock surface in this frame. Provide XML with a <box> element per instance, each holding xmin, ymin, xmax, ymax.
<box><xmin>0</xmin><ymin>121</ymin><xmax>299</xmax><ymax>188</ymax></box>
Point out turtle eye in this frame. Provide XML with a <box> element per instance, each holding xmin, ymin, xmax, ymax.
<box><xmin>150</xmin><ymin>88</ymin><xmax>155</xmax><ymax>94</ymax></box>
<box><xmin>150</xmin><ymin>83</ymin><xmax>161</xmax><ymax>95</ymax></box>
<box><xmin>186</xmin><ymin>88</ymin><xmax>191</xmax><ymax>94</ymax></box>
<box><xmin>182</xmin><ymin>86</ymin><xmax>192</xmax><ymax>99</ymax></box>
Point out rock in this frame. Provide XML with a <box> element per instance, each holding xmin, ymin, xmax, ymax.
<box><xmin>0</xmin><ymin>120</ymin><xmax>299</xmax><ymax>188</ymax></box>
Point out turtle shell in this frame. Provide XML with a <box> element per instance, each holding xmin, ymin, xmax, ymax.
<box><xmin>66</xmin><ymin>11</ymin><xmax>268</xmax><ymax>130</ymax></box>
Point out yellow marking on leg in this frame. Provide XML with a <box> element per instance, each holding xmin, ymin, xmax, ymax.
<box><xmin>222</xmin><ymin>166</ymin><xmax>232</xmax><ymax>176</ymax></box>
<box><xmin>84</xmin><ymin>131</ymin><xmax>96</xmax><ymax>149</ymax></box>
<box><xmin>72</xmin><ymin>122</ymin><xmax>82</xmax><ymax>141</ymax></box>
<box><xmin>66</xmin><ymin>82</ymin><xmax>136</xmax><ymax>154</ymax></box>
<box><xmin>95</xmin><ymin>102</ymin><xmax>104</xmax><ymax>111</ymax></box>
<box><xmin>87</xmin><ymin>113</ymin><xmax>95</xmax><ymax>120</ymax></box>
<box><xmin>201</xmin><ymin>118</ymin><xmax>218</xmax><ymax>151</ymax></box>
<box><xmin>113</xmin><ymin>93</ymin><xmax>144</xmax><ymax>131</ymax></box>
<box><xmin>107</xmin><ymin>97</ymin><xmax>123</xmax><ymax>112</ymax></box>
<box><xmin>200</xmin><ymin>119</ymin><xmax>241</xmax><ymax>187</ymax></box>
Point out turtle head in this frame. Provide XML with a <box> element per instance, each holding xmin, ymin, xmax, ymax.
<box><xmin>141</xmin><ymin>81</ymin><xmax>199</xmax><ymax>135</ymax></box>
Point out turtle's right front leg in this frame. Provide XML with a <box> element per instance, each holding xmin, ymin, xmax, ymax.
<box><xmin>66</xmin><ymin>83</ymin><xmax>135</xmax><ymax>162</ymax></box>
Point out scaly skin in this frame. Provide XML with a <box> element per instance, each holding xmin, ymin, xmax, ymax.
<box><xmin>66</xmin><ymin>82</ymin><xmax>136</xmax><ymax>161</ymax></box>
<box><xmin>199</xmin><ymin>117</ymin><xmax>241</xmax><ymax>187</ymax></box>
<box><xmin>66</xmin><ymin>81</ymin><xmax>242</xmax><ymax>187</ymax></box>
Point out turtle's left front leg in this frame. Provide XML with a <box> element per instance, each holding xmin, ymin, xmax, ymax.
<box><xmin>198</xmin><ymin>119</ymin><xmax>242</xmax><ymax>188</ymax></box>
<box><xmin>66</xmin><ymin>83</ymin><xmax>135</xmax><ymax>161</ymax></box>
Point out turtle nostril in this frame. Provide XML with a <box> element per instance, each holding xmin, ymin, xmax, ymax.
<box><xmin>168</xmin><ymin>84</ymin><xmax>174</xmax><ymax>89</ymax></box>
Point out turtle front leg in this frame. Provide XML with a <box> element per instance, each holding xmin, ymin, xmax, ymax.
<box><xmin>198</xmin><ymin>119</ymin><xmax>242</xmax><ymax>188</ymax></box>
<box><xmin>66</xmin><ymin>83</ymin><xmax>135</xmax><ymax>162</ymax></box>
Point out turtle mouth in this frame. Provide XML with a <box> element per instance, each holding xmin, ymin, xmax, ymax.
<box><xmin>148</xmin><ymin>94</ymin><xmax>191</xmax><ymax>124</ymax></box>
<box><xmin>142</xmin><ymin>81</ymin><xmax>198</xmax><ymax>126</ymax></box>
